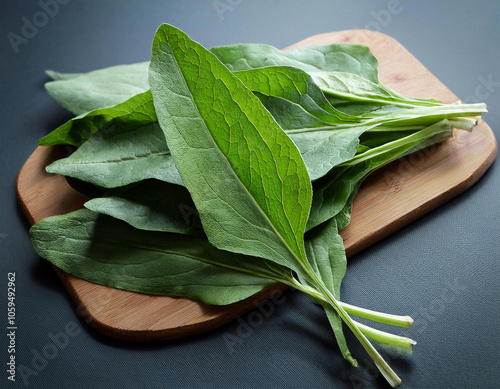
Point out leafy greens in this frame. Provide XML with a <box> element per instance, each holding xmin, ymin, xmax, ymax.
<box><xmin>30</xmin><ymin>24</ymin><xmax>487</xmax><ymax>388</ymax></box>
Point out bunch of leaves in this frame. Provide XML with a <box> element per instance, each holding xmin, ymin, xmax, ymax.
<box><xmin>30</xmin><ymin>24</ymin><xmax>486</xmax><ymax>387</ymax></box>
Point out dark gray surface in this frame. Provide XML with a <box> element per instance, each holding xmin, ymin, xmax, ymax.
<box><xmin>1</xmin><ymin>1</ymin><xmax>499</xmax><ymax>388</ymax></box>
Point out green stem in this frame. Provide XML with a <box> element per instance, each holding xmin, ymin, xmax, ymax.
<box><xmin>448</xmin><ymin>117</ymin><xmax>480</xmax><ymax>131</ymax></box>
<box><xmin>296</xmin><ymin>281</ymin><xmax>415</xmax><ymax>348</ymax></box>
<box><xmin>323</xmin><ymin>88</ymin><xmax>422</xmax><ymax>108</ymax></box>
<box><xmin>353</xmin><ymin>320</ymin><xmax>416</xmax><ymax>350</ymax></box>
<box><xmin>340</xmin><ymin>302</ymin><xmax>413</xmax><ymax>328</ymax></box>
<box><xmin>322</xmin><ymin>83</ymin><xmax>447</xmax><ymax>109</ymax></box>
<box><xmin>303</xmin><ymin>270</ymin><xmax>402</xmax><ymax>387</ymax></box>
<box><xmin>340</xmin><ymin>120</ymin><xmax>451</xmax><ymax>167</ymax></box>
<box><xmin>292</xmin><ymin>281</ymin><xmax>413</xmax><ymax>328</ymax></box>
<box><xmin>366</xmin><ymin>124</ymin><xmax>427</xmax><ymax>132</ymax></box>
<box><xmin>364</xmin><ymin>103</ymin><xmax>486</xmax><ymax>128</ymax></box>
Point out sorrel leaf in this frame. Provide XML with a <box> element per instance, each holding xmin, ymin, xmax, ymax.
<box><xmin>211</xmin><ymin>43</ymin><xmax>380</xmax><ymax>83</ymax></box>
<box><xmin>149</xmin><ymin>24</ymin><xmax>312</xmax><ymax>272</ymax></box>
<box><xmin>45</xmin><ymin>116</ymin><xmax>182</xmax><ymax>187</ymax></box>
<box><xmin>39</xmin><ymin>90</ymin><xmax>156</xmax><ymax>147</ymax></box>
<box><xmin>45</xmin><ymin>62</ymin><xmax>150</xmax><ymax>115</ymax></box>
<box><xmin>233</xmin><ymin>66</ymin><xmax>356</xmax><ymax>124</ymax></box>
<box><xmin>30</xmin><ymin>209</ymin><xmax>277</xmax><ymax>305</ymax></box>
<box><xmin>84</xmin><ymin>180</ymin><xmax>202</xmax><ymax>235</ymax></box>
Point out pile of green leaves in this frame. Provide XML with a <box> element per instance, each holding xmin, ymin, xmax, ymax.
<box><xmin>30</xmin><ymin>24</ymin><xmax>486</xmax><ymax>387</ymax></box>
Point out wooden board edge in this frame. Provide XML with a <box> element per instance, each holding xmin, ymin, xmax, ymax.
<box><xmin>286</xmin><ymin>29</ymin><xmax>416</xmax><ymax>53</ymax></box>
<box><xmin>16</xmin><ymin>157</ymin><xmax>37</xmax><ymax>226</ymax></box>
<box><xmin>54</xmin><ymin>265</ymin><xmax>288</xmax><ymax>342</ymax></box>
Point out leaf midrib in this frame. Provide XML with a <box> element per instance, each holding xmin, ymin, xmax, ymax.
<box><xmin>49</xmin><ymin>150</ymin><xmax>171</xmax><ymax>166</ymax></box>
<box><xmin>55</xmin><ymin>232</ymin><xmax>280</xmax><ymax>282</ymax></box>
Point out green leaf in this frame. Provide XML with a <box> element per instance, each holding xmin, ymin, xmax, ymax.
<box><xmin>30</xmin><ymin>209</ymin><xmax>277</xmax><ymax>305</ymax></box>
<box><xmin>288</xmin><ymin>125</ymin><xmax>370</xmax><ymax>181</ymax></box>
<box><xmin>84</xmin><ymin>180</ymin><xmax>203</xmax><ymax>235</ymax></box>
<box><xmin>45</xmin><ymin>62</ymin><xmax>150</xmax><ymax>115</ymax></box>
<box><xmin>334</xmin><ymin>193</ymin><xmax>356</xmax><ymax>232</ymax></box>
<box><xmin>305</xmin><ymin>220</ymin><xmax>345</xmax><ymax>299</ymax></box>
<box><xmin>257</xmin><ymin>93</ymin><xmax>331</xmax><ymax>130</ymax></box>
<box><xmin>45</xmin><ymin>115</ymin><xmax>183</xmax><ymax>188</ymax></box>
<box><xmin>313</xmin><ymin>71</ymin><xmax>440</xmax><ymax>110</ymax></box>
<box><xmin>211</xmin><ymin>43</ymin><xmax>380</xmax><ymax>83</ymax></box>
<box><xmin>254</xmin><ymin>93</ymin><xmax>373</xmax><ymax>181</ymax></box>
<box><xmin>39</xmin><ymin>90</ymin><xmax>156</xmax><ymax>147</ymax></box>
<box><xmin>149</xmin><ymin>24</ymin><xmax>312</xmax><ymax>273</ymax></box>
<box><xmin>233</xmin><ymin>66</ymin><xmax>356</xmax><ymax>124</ymax></box>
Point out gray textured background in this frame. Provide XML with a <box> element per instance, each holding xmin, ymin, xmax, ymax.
<box><xmin>1</xmin><ymin>1</ymin><xmax>499</xmax><ymax>388</ymax></box>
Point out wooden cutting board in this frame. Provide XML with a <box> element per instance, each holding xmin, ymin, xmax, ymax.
<box><xmin>17</xmin><ymin>30</ymin><xmax>497</xmax><ymax>341</ymax></box>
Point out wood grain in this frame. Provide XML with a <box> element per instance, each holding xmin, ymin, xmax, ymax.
<box><xmin>16</xmin><ymin>30</ymin><xmax>497</xmax><ymax>341</ymax></box>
